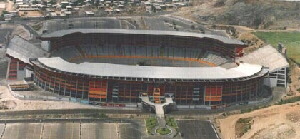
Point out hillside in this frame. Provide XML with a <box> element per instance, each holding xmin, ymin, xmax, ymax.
<box><xmin>218</xmin><ymin>102</ymin><xmax>300</xmax><ymax>139</ymax></box>
<box><xmin>174</xmin><ymin>0</ymin><xmax>300</xmax><ymax>29</ymax></box>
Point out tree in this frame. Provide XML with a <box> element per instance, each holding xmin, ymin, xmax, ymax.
<box><xmin>214</xmin><ymin>0</ymin><xmax>225</xmax><ymax>7</ymax></box>
<box><xmin>32</xmin><ymin>0</ymin><xmax>38</xmax><ymax>4</ymax></box>
<box><xmin>48</xmin><ymin>0</ymin><xmax>56</xmax><ymax>5</ymax></box>
<box><xmin>95</xmin><ymin>0</ymin><xmax>99</xmax><ymax>7</ymax></box>
<box><xmin>190</xmin><ymin>25</ymin><xmax>195</xmax><ymax>30</ymax></box>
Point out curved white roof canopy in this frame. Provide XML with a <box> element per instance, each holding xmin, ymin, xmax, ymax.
<box><xmin>35</xmin><ymin>57</ymin><xmax>265</xmax><ymax>80</ymax></box>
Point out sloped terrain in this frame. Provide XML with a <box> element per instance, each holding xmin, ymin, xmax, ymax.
<box><xmin>174</xmin><ymin>0</ymin><xmax>300</xmax><ymax>29</ymax></box>
<box><xmin>218</xmin><ymin>103</ymin><xmax>300</xmax><ymax>139</ymax></box>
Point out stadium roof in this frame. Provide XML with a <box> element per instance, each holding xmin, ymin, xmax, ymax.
<box><xmin>238</xmin><ymin>45</ymin><xmax>289</xmax><ymax>72</ymax></box>
<box><xmin>34</xmin><ymin>57</ymin><xmax>266</xmax><ymax>80</ymax></box>
<box><xmin>6</xmin><ymin>36</ymin><xmax>47</xmax><ymax>64</ymax></box>
<box><xmin>41</xmin><ymin>29</ymin><xmax>245</xmax><ymax>45</ymax></box>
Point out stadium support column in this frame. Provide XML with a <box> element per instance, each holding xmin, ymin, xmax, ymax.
<box><xmin>53</xmin><ymin>74</ymin><xmax>56</xmax><ymax>93</ymax></box>
<box><xmin>255</xmin><ymin>80</ymin><xmax>259</xmax><ymax>101</ymax></box>
<box><xmin>75</xmin><ymin>79</ymin><xmax>78</xmax><ymax>100</ymax></box>
<box><xmin>185</xmin><ymin>86</ymin><xmax>188</xmax><ymax>105</ymax></box>
<box><xmin>34</xmin><ymin>73</ymin><xmax>37</xmax><ymax>85</ymax></box>
<box><xmin>82</xmin><ymin>82</ymin><xmax>85</xmax><ymax>100</ymax></box>
<box><xmin>129</xmin><ymin>83</ymin><xmax>132</xmax><ymax>103</ymax></box>
<box><xmin>248</xmin><ymin>81</ymin><xmax>251</xmax><ymax>101</ymax></box>
<box><xmin>64</xmin><ymin>80</ymin><xmax>67</xmax><ymax>96</ymax></box>
<box><xmin>69</xmin><ymin>77</ymin><xmax>72</xmax><ymax>98</ymax></box>
<box><xmin>209</xmin><ymin>87</ymin><xmax>211</xmax><ymax>106</ymax></box>
<box><xmin>44</xmin><ymin>75</ymin><xmax>47</xmax><ymax>90</ymax></box>
<box><xmin>285</xmin><ymin>67</ymin><xmax>287</xmax><ymax>88</ymax></box>
<box><xmin>241</xmin><ymin>83</ymin><xmax>243</xmax><ymax>102</ymax></box>
<box><xmin>235</xmin><ymin>84</ymin><xmax>237</xmax><ymax>104</ymax></box>
<box><xmin>203</xmin><ymin>87</ymin><xmax>206</xmax><ymax>105</ymax></box>
<box><xmin>58</xmin><ymin>79</ymin><xmax>61</xmax><ymax>96</ymax></box>
<box><xmin>106</xmin><ymin>81</ymin><xmax>108</xmax><ymax>103</ymax></box>
<box><xmin>221</xmin><ymin>86</ymin><xmax>223</xmax><ymax>105</ymax></box>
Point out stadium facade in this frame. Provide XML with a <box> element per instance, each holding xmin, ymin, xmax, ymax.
<box><xmin>6</xmin><ymin>29</ymin><xmax>288</xmax><ymax>106</ymax></box>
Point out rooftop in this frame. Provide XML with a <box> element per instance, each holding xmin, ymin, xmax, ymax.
<box><xmin>6</xmin><ymin>36</ymin><xmax>47</xmax><ymax>64</ymax></box>
<box><xmin>33</xmin><ymin>57</ymin><xmax>265</xmax><ymax>80</ymax></box>
<box><xmin>41</xmin><ymin>29</ymin><xmax>245</xmax><ymax>45</ymax></box>
<box><xmin>238</xmin><ymin>45</ymin><xmax>289</xmax><ymax>72</ymax></box>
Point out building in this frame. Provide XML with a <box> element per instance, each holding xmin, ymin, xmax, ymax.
<box><xmin>238</xmin><ymin>45</ymin><xmax>289</xmax><ymax>88</ymax></box>
<box><xmin>6</xmin><ymin>29</ymin><xmax>286</xmax><ymax>106</ymax></box>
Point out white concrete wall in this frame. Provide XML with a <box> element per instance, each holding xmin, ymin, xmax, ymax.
<box><xmin>41</xmin><ymin>41</ymin><xmax>50</xmax><ymax>52</ymax></box>
<box><xmin>264</xmin><ymin>77</ymin><xmax>278</xmax><ymax>88</ymax></box>
<box><xmin>25</xmin><ymin>68</ymin><xmax>33</xmax><ymax>78</ymax></box>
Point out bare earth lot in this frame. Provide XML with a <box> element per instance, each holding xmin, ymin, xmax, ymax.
<box><xmin>0</xmin><ymin>86</ymin><xmax>95</xmax><ymax>110</ymax></box>
<box><xmin>218</xmin><ymin>103</ymin><xmax>300</xmax><ymax>139</ymax></box>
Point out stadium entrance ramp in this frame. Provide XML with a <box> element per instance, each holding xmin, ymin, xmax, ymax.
<box><xmin>140</xmin><ymin>96</ymin><xmax>175</xmax><ymax>118</ymax></box>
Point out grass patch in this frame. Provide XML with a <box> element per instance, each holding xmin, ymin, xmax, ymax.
<box><xmin>236</xmin><ymin>118</ymin><xmax>252</xmax><ymax>138</ymax></box>
<box><xmin>156</xmin><ymin>127</ymin><xmax>171</xmax><ymax>135</ymax></box>
<box><xmin>253</xmin><ymin>31</ymin><xmax>300</xmax><ymax>63</ymax></box>
<box><xmin>146</xmin><ymin>117</ymin><xmax>157</xmax><ymax>134</ymax></box>
<box><xmin>275</xmin><ymin>96</ymin><xmax>300</xmax><ymax>105</ymax></box>
<box><xmin>241</xmin><ymin>106</ymin><xmax>260</xmax><ymax>114</ymax></box>
<box><xmin>240</xmin><ymin>104</ymin><xmax>271</xmax><ymax>114</ymax></box>
<box><xmin>166</xmin><ymin>117</ymin><xmax>178</xmax><ymax>128</ymax></box>
<box><xmin>31</xmin><ymin>23</ymin><xmax>43</xmax><ymax>31</ymax></box>
<box><xmin>84</xmin><ymin>113</ymin><xmax>108</xmax><ymax>118</ymax></box>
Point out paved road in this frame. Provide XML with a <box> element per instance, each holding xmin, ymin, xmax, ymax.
<box><xmin>0</xmin><ymin>118</ymin><xmax>139</xmax><ymax>123</ymax></box>
<box><xmin>177</xmin><ymin>120</ymin><xmax>218</xmax><ymax>139</ymax></box>
<box><xmin>0</xmin><ymin>108</ymin><xmax>144</xmax><ymax>117</ymax></box>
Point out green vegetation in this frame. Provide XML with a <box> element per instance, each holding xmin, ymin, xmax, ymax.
<box><xmin>84</xmin><ymin>113</ymin><xmax>108</xmax><ymax>118</ymax></box>
<box><xmin>253</xmin><ymin>31</ymin><xmax>300</xmax><ymax>63</ymax></box>
<box><xmin>146</xmin><ymin>117</ymin><xmax>157</xmax><ymax>133</ymax></box>
<box><xmin>241</xmin><ymin>104</ymin><xmax>271</xmax><ymax>114</ymax></box>
<box><xmin>73</xmin><ymin>0</ymin><xmax>85</xmax><ymax>6</ymax></box>
<box><xmin>156</xmin><ymin>127</ymin><xmax>171</xmax><ymax>135</ymax></box>
<box><xmin>31</xmin><ymin>23</ymin><xmax>43</xmax><ymax>31</ymax></box>
<box><xmin>236</xmin><ymin>118</ymin><xmax>252</xmax><ymax>137</ymax></box>
<box><xmin>32</xmin><ymin>0</ymin><xmax>38</xmax><ymax>4</ymax></box>
<box><xmin>48</xmin><ymin>0</ymin><xmax>56</xmax><ymax>5</ymax></box>
<box><xmin>2</xmin><ymin>10</ymin><xmax>8</xmax><ymax>15</ymax></box>
<box><xmin>275</xmin><ymin>96</ymin><xmax>300</xmax><ymax>105</ymax></box>
<box><xmin>166</xmin><ymin>117</ymin><xmax>178</xmax><ymax>128</ymax></box>
<box><xmin>0</xmin><ymin>10</ymin><xmax>9</xmax><ymax>21</ymax></box>
<box><xmin>241</xmin><ymin>105</ymin><xmax>260</xmax><ymax>114</ymax></box>
<box><xmin>237</xmin><ymin>118</ymin><xmax>252</xmax><ymax>123</ymax></box>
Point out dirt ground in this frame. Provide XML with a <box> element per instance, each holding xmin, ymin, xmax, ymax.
<box><xmin>0</xmin><ymin>86</ymin><xmax>95</xmax><ymax>110</ymax></box>
<box><xmin>5</xmin><ymin>1</ymin><xmax>14</xmax><ymax>11</ymax></box>
<box><xmin>288</xmin><ymin>62</ymin><xmax>300</xmax><ymax>96</ymax></box>
<box><xmin>10</xmin><ymin>25</ymin><xmax>33</xmax><ymax>40</ymax></box>
<box><xmin>19</xmin><ymin>11</ymin><xmax>43</xmax><ymax>17</ymax></box>
<box><xmin>173</xmin><ymin>0</ymin><xmax>224</xmax><ymax>22</ymax></box>
<box><xmin>216</xmin><ymin>26</ymin><xmax>300</xmax><ymax>139</ymax></box>
<box><xmin>218</xmin><ymin>103</ymin><xmax>300</xmax><ymax>139</ymax></box>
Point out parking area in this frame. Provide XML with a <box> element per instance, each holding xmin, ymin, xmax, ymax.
<box><xmin>177</xmin><ymin>120</ymin><xmax>218</xmax><ymax>139</ymax></box>
<box><xmin>81</xmin><ymin>123</ymin><xmax>118</xmax><ymax>139</ymax></box>
<box><xmin>120</xmin><ymin>123</ymin><xmax>141</xmax><ymax>139</ymax></box>
<box><xmin>0</xmin><ymin>121</ymin><xmax>142</xmax><ymax>139</ymax></box>
<box><xmin>2</xmin><ymin>123</ymin><xmax>42</xmax><ymax>139</ymax></box>
<box><xmin>42</xmin><ymin>123</ymin><xmax>80</xmax><ymax>139</ymax></box>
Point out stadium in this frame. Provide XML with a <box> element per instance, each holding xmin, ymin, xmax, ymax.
<box><xmin>6</xmin><ymin>29</ymin><xmax>288</xmax><ymax>107</ymax></box>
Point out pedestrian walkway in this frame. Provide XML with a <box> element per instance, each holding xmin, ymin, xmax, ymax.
<box><xmin>141</xmin><ymin>96</ymin><xmax>178</xmax><ymax>138</ymax></box>
<box><xmin>140</xmin><ymin>96</ymin><xmax>174</xmax><ymax>118</ymax></box>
